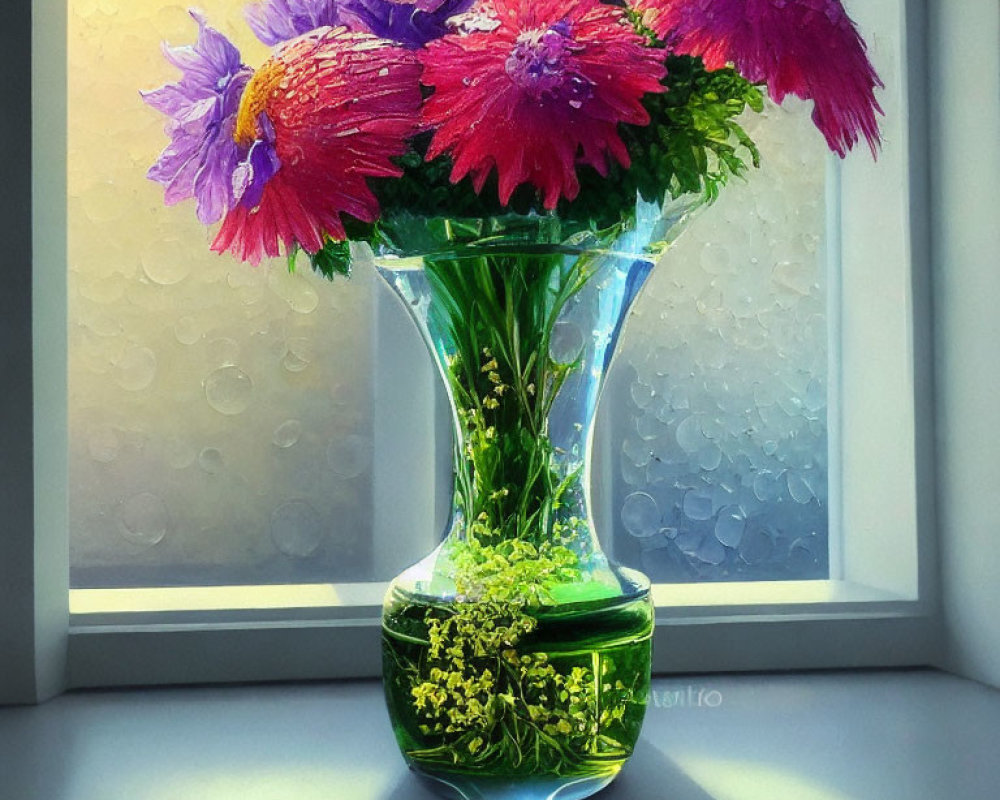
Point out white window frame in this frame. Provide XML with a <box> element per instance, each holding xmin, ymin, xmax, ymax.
<box><xmin>1</xmin><ymin>0</ymin><xmax>937</xmax><ymax>702</ymax></box>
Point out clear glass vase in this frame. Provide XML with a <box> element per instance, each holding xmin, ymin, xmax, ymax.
<box><xmin>370</xmin><ymin>196</ymin><xmax>701</xmax><ymax>800</ymax></box>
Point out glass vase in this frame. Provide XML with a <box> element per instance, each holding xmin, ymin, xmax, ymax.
<box><xmin>370</xmin><ymin>196</ymin><xmax>701</xmax><ymax>800</ymax></box>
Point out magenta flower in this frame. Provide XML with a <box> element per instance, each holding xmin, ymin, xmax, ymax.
<box><xmin>141</xmin><ymin>11</ymin><xmax>252</xmax><ymax>224</ymax></box>
<box><xmin>244</xmin><ymin>0</ymin><xmax>343</xmax><ymax>46</ymax></box>
<box><xmin>420</xmin><ymin>0</ymin><xmax>667</xmax><ymax>209</ymax></box>
<box><xmin>633</xmin><ymin>0</ymin><xmax>883</xmax><ymax>156</ymax></box>
<box><xmin>340</xmin><ymin>0</ymin><xmax>475</xmax><ymax>48</ymax></box>
<box><xmin>211</xmin><ymin>28</ymin><xmax>423</xmax><ymax>264</ymax></box>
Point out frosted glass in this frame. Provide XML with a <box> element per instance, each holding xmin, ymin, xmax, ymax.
<box><xmin>604</xmin><ymin>100</ymin><xmax>830</xmax><ymax>581</ymax></box>
<box><xmin>68</xmin><ymin>2</ymin><xmax>377</xmax><ymax>587</ymax></box>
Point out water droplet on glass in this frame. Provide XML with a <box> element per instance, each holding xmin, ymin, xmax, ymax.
<box><xmin>117</xmin><ymin>492</ymin><xmax>168</xmax><ymax>548</ymax></box>
<box><xmin>164</xmin><ymin>437</ymin><xmax>196</xmax><ymax>469</ymax></box>
<box><xmin>327</xmin><ymin>434</ymin><xmax>372</xmax><ymax>478</ymax></box>
<box><xmin>753</xmin><ymin>383</ymin><xmax>776</xmax><ymax>407</ymax></box>
<box><xmin>763</xmin><ymin>440</ymin><xmax>779</xmax><ymax>456</ymax></box>
<box><xmin>622</xmin><ymin>436</ymin><xmax>651</xmax><ymax>468</ymax></box>
<box><xmin>786</xmin><ymin>471</ymin><xmax>814</xmax><ymax>504</ymax></box>
<box><xmin>114</xmin><ymin>346</ymin><xmax>156</xmax><ymax>391</ymax></box>
<box><xmin>739</xmin><ymin>524</ymin><xmax>774</xmax><ymax>565</ymax></box>
<box><xmin>682</xmin><ymin>490</ymin><xmax>713</xmax><ymax>521</ymax></box>
<box><xmin>630</xmin><ymin>380</ymin><xmax>655</xmax><ymax>409</ymax></box>
<box><xmin>670</xmin><ymin>385</ymin><xmax>690</xmax><ymax>411</ymax></box>
<box><xmin>804</xmin><ymin>377</ymin><xmax>826</xmax><ymax>412</ymax></box>
<box><xmin>621</xmin><ymin>492</ymin><xmax>660</xmax><ymax>538</ymax></box>
<box><xmin>198</xmin><ymin>447</ymin><xmax>224</xmax><ymax>474</ymax></box>
<box><xmin>282</xmin><ymin>337</ymin><xmax>313</xmax><ymax>373</ymax></box>
<box><xmin>208</xmin><ymin>337</ymin><xmax>240</xmax><ymax>365</ymax></box>
<box><xmin>675</xmin><ymin>530</ymin><xmax>703</xmax><ymax>557</ymax></box>
<box><xmin>549</xmin><ymin>321</ymin><xmax>585</xmax><ymax>364</ymax></box>
<box><xmin>698</xmin><ymin>444</ymin><xmax>723</xmax><ymax>471</ymax></box>
<box><xmin>635</xmin><ymin>412</ymin><xmax>662</xmax><ymax>441</ymax></box>
<box><xmin>205</xmin><ymin>365</ymin><xmax>253</xmax><ymax>415</ymax></box>
<box><xmin>273</xmin><ymin>419</ymin><xmax>302</xmax><ymax>448</ymax></box>
<box><xmin>696</xmin><ymin>536</ymin><xmax>726</xmax><ymax>565</ymax></box>
<box><xmin>753</xmin><ymin>471</ymin><xmax>782</xmax><ymax>502</ymax></box>
<box><xmin>270</xmin><ymin>500</ymin><xmax>323</xmax><ymax>558</ymax></box>
<box><xmin>700</xmin><ymin>242</ymin><xmax>732</xmax><ymax>275</ymax></box>
<box><xmin>87</xmin><ymin>424</ymin><xmax>119</xmax><ymax>463</ymax></box>
<box><xmin>269</xmin><ymin>270</ymin><xmax>319</xmax><ymax>314</ymax></box>
<box><xmin>141</xmin><ymin>241</ymin><xmax>191</xmax><ymax>285</ymax></box>
<box><xmin>174</xmin><ymin>316</ymin><xmax>201</xmax><ymax>345</ymax></box>
<box><xmin>714</xmin><ymin>507</ymin><xmax>746</xmax><ymax>547</ymax></box>
<box><xmin>675</xmin><ymin>415</ymin><xmax>703</xmax><ymax>453</ymax></box>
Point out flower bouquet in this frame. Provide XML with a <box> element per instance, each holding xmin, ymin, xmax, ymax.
<box><xmin>144</xmin><ymin>1</ymin><xmax>881</xmax><ymax>797</ymax></box>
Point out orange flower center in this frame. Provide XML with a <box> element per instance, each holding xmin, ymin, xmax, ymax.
<box><xmin>234</xmin><ymin>59</ymin><xmax>286</xmax><ymax>147</ymax></box>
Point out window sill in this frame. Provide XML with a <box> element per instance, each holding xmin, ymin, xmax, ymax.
<box><xmin>2</xmin><ymin>670</ymin><xmax>997</xmax><ymax>800</ymax></box>
<box><xmin>67</xmin><ymin>580</ymin><xmax>935</xmax><ymax>689</ymax></box>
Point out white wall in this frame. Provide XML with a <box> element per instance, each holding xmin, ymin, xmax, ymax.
<box><xmin>931</xmin><ymin>0</ymin><xmax>1000</xmax><ymax>689</ymax></box>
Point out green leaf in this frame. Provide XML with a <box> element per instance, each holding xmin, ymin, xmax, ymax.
<box><xmin>309</xmin><ymin>238</ymin><xmax>352</xmax><ymax>281</ymax></box>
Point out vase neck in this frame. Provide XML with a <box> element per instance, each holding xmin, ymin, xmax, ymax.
<box><xmin>378</xmin><ymin>246</ymin><xmax>656</xmax><ymax>559</ymax></box>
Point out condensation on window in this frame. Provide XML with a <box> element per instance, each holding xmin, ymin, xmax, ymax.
<box><xmin>603</xmin><ymin>100</ymin><xmax>830</xmax><ymax>581</ymax></box>
<box><xmin>68</xmin><ymin>2</ymin><xmax>377</xmax><ymax>587</ymax></box>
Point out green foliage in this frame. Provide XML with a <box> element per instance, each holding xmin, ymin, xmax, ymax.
<box><xmin>384</xmin><ymin>537</ymin><xmax>644</xmax><ymax>775</ymax></box>
<box><xmin>305</xmin><ymin>238</ymin><xmax>352</xmax><ymax>281</ymax></box>
<box><xmin>422</xmin><ymin>250</ymin><xmax>597</xmax><ymax>547</ymax></box>
<box><xmin>356</xmin><ymin>55</ymin><xmax>763</xmax><ymax>242</ymax></box>
<box><xmin>571</xmin><ymin>56</ymin><xmax>764</xmax><ymax>221</ymax></box>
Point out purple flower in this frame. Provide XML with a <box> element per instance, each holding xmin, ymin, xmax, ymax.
<box><xmin>142</xmin><ymin>11</ymin><xmax>252</xmax><ymax>224</ymax></box>
<box><xmin>244</xmin><ymin>0</ymin><xmax>343</xmax><ymax>46</ymax></box>
<box><xmin>232</xmin><ymin>114</ymin><xmax>282</xmax><ymax>210</ymax></box>
<box><xmin>341</xmin><ymin>0</ymin><xmax>476</xmax><ymax>48</ymax></box>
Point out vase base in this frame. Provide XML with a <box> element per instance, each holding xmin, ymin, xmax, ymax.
<box><xmin>411</xmin><ymin>766</ymin><xmax>619</xmax><ymax>800</ymax></box>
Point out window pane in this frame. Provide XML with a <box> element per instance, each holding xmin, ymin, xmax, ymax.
<box><xmin>68</xmin><ymin>2</ymin><xmax>378</xmax><ymax>588</ymax></box>
<box><xmin>68</xmin><ymin>2</ymin><xmax>831</xmax><ymax>589</ymax></box>
<box><xmin>605</xmin><ymin>101</ymin><xmax>830</xmax><ymax>581</ymax></box>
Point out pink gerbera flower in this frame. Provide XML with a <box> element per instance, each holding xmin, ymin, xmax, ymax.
<box><xmin>633</xmin><ymin>0</ymin><xmax>883</xmax><ymax>157</ymax></box>
<box><xmin>210</xmin><ymin>27</ymin><xmax>422</xmax><ymax>264</ymax></box>
<box><xmin>420</xmin><ymin>0</ymin><xmax>667</xmax><ymax>209</ymax></box>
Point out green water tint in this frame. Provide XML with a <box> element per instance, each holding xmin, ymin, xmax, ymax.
<box><xmin>382</xmin><ymin>555</ymin><xmax>654</xmax><ymax>785</ymax></box>
<box><xmin>376</xmin><ymin>230</ymin><xmax>665</xmax><ymax>797</ymax></box>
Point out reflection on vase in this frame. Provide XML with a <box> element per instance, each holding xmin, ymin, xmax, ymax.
<box><xmin>373</xmin><ymin>200</ymin><xmax>700</xmax><ymax>800</ymax></box>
